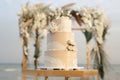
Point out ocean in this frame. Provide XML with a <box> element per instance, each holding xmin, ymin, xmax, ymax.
<box><xmin>0</xmin><ymin>63</ymin><xmax>120</xmax><ymax>80</ymax></box>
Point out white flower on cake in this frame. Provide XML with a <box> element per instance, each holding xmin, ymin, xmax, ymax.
<box><xmin>49</xmin><ymin>22</ymin><xmax>58</xmax><ymax>33</ymax></box>
<box><xmin>48</xmin><ymin>7</ymin><xmax>72</xmax><ymax>22</ymax></box>
<box><xmin>48</xmin><ymin>17</ymin><xmax>71</xmax><ymax>33</ymax></box>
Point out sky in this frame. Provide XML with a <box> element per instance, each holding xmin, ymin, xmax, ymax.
<box><xmin>0</xmin><ymin>0</ymin><xmax>120</xmax><ymax>64</ymax></box>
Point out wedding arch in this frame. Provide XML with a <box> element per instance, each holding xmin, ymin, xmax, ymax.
<box><xmin>18</xmin><ymin>3</ymin><xmax>110</xmax><ymax>80</ymax></box>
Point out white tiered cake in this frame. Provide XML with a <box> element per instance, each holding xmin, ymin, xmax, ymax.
<box><xmin>44</xmin><ymin>17</ymin><xmax>78</xmax><ymax>70</ymax></box>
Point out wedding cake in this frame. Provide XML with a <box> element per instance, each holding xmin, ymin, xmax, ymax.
<box><xmin>44</xmin><ymin>17</ymin><xmax>78</xmax><ymax>70</ymax></box>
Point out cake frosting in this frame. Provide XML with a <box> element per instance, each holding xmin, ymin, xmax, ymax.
<box><xmin>45</xmin><ymin>50</ymin><xmax>77</xmax><ymax>68</ymax></box>
<box><xmin>47</xmin><ymin>32</ymin><xmax>76</xmax><ymax>50</ymax></box>
<box><xmin>44</xmin><ymin>17</ymin><xmax>78</xmax><ymax>69</ymax></box>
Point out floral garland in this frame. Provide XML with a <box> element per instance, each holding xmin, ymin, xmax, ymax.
<box><xmin>47</xmin><ymin>8</ymin><xmax>72</xmax><ymax>33</ymax></box>
<box><xmin>71</xmin><ymin>7</ymin><xmax>110</xmax><ymax>79</ymax></box>
<box><xmin>18</xmin><ymin>3</ymin><xmax>48</xmax><ymax>60</ymax></box>
<box><xmin>18</xmin><ymin>3</ymin><xmax>32</xmax><ymax>56</ymax></box>
<box><xmin>75</xmin><ymin>7</ymin><xmax>109</xmax><ymax>44</ymax></box>
<box><xmin>48</xmin><ymin>7</ymin><xmax>71</xmax><ymax>21</ymax></box>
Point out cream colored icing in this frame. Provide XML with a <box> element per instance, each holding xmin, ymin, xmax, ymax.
<box><xmin>44</xmin><ymin>50</ymin><xmax>77</xmax><ymax>68</ymax></box>
<box><xmin>47</xmin><ymin>32</ymin><xmax>76</xmax><ymax>50</ymax></box>
<box><xmin>44</xmin><ymin>17</ymin><xmax>78</xmax><ymax>69</ymax></box>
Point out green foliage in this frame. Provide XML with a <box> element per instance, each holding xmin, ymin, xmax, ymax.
<box><xmin>102</xmin><ymin>26</ymin><xmax>109</xmax><ymax>41</ymax></box>
<box><xmin>34</xmin><ymin>47</ymin><xmax>40</xmax><ymax>58</ymax></box>
<box><xmin>83</xmin><ymin>30</ymin><xmax>93</xmax><ymax>42</ymax></box>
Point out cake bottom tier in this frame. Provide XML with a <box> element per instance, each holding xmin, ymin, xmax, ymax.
<box><xmin>44</xmin><ymin>50</ymin><xmax>77</xmax><ymax>69</ymax></box>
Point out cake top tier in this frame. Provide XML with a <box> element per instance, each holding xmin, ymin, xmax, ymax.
<box><xmin>49</xmin><ymin>17</ymin><xmax>72</xmax><ymax>33</ymax></box>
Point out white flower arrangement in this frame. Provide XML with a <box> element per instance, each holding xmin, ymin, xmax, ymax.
<box><xmin>49</xmin><ymin>22</ymin><xmax>58</xmax><ymax>33</ymax></box>
<box><xmin>48</xmin><ymin>7</ymin><xmax>72</xmax><ymax>22</ymax></box>
<box><xmin>18</xmin><ymin>3</ymin><xmax>48</xmax><ymax>56</ymax></box>
<box><xmin>18</xmin><ymin>3</ymin><xmax>30</xmax><ymax>17</ymax></box>
<box><xmin>18</xmin><ymin>3</ymin><xmax>48</xmax><ymax>38</ymax></box>
<box><xmin>32</xmin><ymin>12</ymin><xmax>47</xmax><ymax>33</ymax></box>
<box><xmin>76</xmin><ymin>7</ymin><xmax>109</xmax><ymax>44</ymax></box>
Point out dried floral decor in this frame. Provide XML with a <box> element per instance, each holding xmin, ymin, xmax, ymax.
<box><xmin>18</xmin><ymin>3</ymin><xmax>49</xmax><ymax>69</ymax></box>
<box><xmin>18</xmin><ymin>2</ymin><xmax>110</xmax><ymax>79</ymax></box>
<box><xmin>71</xmin><ymin>7</ymin><xmax>110</xmax><ymax>79</ymax></box>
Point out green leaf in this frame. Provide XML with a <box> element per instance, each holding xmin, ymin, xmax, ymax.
<box><xmin>83</xmin><ymin>30</ymin><xmax>93</xmax><ymax>42</ymax></box>
<box><xmin>102</xmin><ymin>27</ymin><xmax>108</xmax><ymax>41</ymax></box>
<box><xmin>34</xmin><ymin>47</ymin><xmax>40</xmax><ymax>58</ymax></box>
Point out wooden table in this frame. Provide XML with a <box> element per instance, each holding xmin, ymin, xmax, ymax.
<box><xmin>22</xmin><ymin>69</ymin><xmax>98</xmax><ymax>80</ymax></box>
